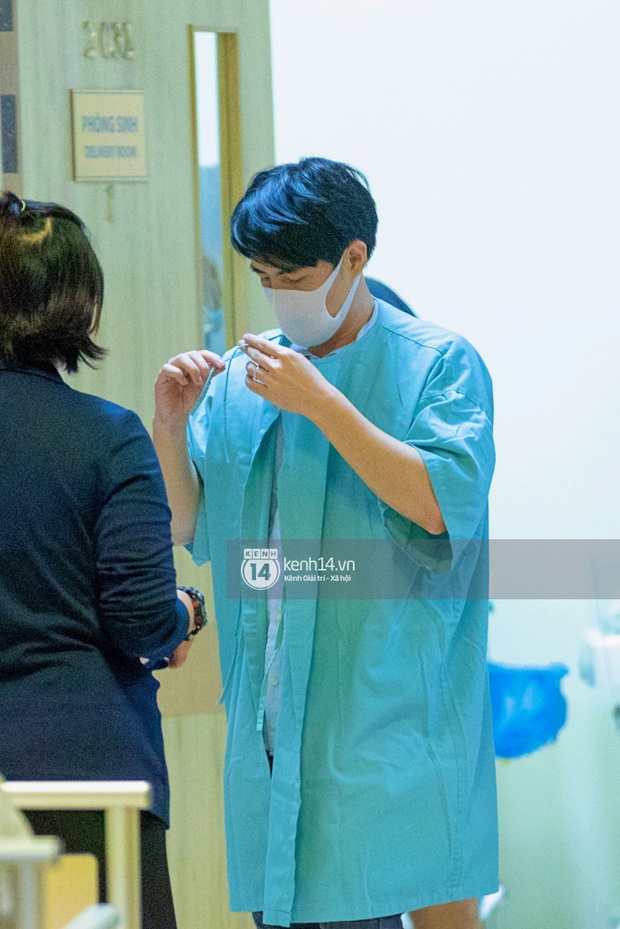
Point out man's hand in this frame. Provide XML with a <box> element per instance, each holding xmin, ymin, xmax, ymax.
<box><xmin>240</xmin><ymin>335</ymin><xmax>445</xmax><ymax>534</ymax></box>
<box><xmin>155</xmin><ymin>350</ymin><xmax>225</xmax><ymax>425</ymax></box>
<box><xmin>239</xmin><ymin>334</ymin><xmax>334</xmax><ymax>417</ymax></box>
<box><xmin>153</xmin><ymin>351</ymin><xmax>223</xmax><ymax>546</ymax></box>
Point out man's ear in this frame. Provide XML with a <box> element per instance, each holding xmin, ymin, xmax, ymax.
<box><xmin>345</xmin><ymin>239</ymin><xmax>368</xmax><ymax>275</ymax></box>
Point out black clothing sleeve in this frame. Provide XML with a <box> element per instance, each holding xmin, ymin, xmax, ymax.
<box><xmin>95</xmin><ymin>409</ymin><xmax>188</xmax><ymax>661</ymax></box>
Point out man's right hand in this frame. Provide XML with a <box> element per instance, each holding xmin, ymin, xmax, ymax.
<box><xmin>154</xmin><ymin>350</ymin><xmax>225</xmax><ymax>424</ymax></box>
<box><xmin>153</xmin><ymin>350</ymin><xmax>224</xmax><ymax>545</ymax></box>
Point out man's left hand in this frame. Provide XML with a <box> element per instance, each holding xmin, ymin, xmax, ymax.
<box><xmin>239</xmin><ymin>334</ymin><xmax>334</xmax><ymax>417</ymax></box>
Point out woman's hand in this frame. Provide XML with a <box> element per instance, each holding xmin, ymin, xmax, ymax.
<box><xmin>239</xmin><ymin>334</ymin><xmax>335</xmax><ymax>418</ymax></box>
<box><xmin>167</xmin><ymin>638</ymin><xmax>193</xmax><ymax>669</ymax></box>
<box><xmin>154</xmin><ymin>350</ymin><xmax>225</xmax><ymax>425</ymax></box>
<box><xmin>138</xmin><ymin>586</ymin><xmax>198</xmax><ymax>671</ymax></box>
<box><xmin>139</xmin><ymin>638</ymin><xmax>193</xmax><ymax>670</ymax></box>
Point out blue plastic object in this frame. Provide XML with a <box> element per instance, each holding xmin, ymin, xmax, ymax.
<box><xmin>488</xmin><ymin>661</ymin><xmax>569</xmax><ymax>759</ymax></box>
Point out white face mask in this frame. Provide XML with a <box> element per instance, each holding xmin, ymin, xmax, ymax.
<box><xmin>263</xmin><ymin>258</ymin><xmax>361</xmax><ymax>348</ymax></box>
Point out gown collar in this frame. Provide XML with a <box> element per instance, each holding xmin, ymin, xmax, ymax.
<box><xmin>289</xmin><ymin>301</ymin><xmax>379</xmax><ymax>363</ymax></box>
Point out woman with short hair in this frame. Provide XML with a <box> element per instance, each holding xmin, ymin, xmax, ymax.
<box><xmin>0</xmin><ymin>191</ymin><xmax>202</xmax><ymax>929</ymax></box>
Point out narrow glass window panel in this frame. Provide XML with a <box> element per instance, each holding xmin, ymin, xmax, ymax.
<box><xmin>194</xmin><ymin>32</ymin><xmax>225</xmax><ymax>354</ymax></box>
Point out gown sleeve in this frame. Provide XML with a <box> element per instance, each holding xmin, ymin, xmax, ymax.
<box><xmin>185</xmin><ymin>379</ymin><xmax>216</xmax><ymax>565</ymax></box>
<box><xmin>380</xmin><ymin>334</ymin><xmax>495</xmax><ymax>556</ymax></box>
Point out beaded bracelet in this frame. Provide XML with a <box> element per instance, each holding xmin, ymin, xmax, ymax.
<box><xmin>178</xmin><ymin>585</ymin><xmax>207</xmax><ymax>638</ymax></box>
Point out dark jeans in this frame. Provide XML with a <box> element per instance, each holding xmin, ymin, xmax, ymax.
<box><xmin>25</xmin><ymin>808</ymin><xmax>177</xmax><ymax>929</ymax></box>
<box><xmin>252</xmin><ymin>913</ymin><xmax>403</xmax><ymax>929</ymax></box>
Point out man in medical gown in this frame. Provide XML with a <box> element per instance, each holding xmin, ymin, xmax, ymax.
<box><xmin>154</xmin><ymin>158</ymin><xmax>498</xmax><ymax>929</ymax></box>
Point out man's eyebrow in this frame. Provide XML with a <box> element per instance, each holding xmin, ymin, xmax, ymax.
<box><xmin>250</xmin><ymin>263</ymin><xmax>303</xmax><ymax>275</ymax></box>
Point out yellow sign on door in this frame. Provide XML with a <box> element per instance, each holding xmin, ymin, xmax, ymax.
<box><xmin>70</xmin><ymin>90</ymin><xmax>147</xmax><ymax>181</ymax></box>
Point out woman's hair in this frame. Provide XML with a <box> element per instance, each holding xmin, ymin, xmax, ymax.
<box><xmin>230</xmin><ymin>157</ymin><xmax>378</xmax><ymax>269</ymax></box>
<box><xmin>0</xmin><ymin>191</ymin><xmax>105</xmax><ymax>373</ymax></box>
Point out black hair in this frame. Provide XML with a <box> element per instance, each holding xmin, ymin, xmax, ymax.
<box><xmin>230</xmin><ymin>157</ymin><xmax>378</xmax><ymax>269</ymax></box>
<box><xmin>0</xmin><ymin>191</ymin><xmax>105</xmax><ymax>373</ymax></box>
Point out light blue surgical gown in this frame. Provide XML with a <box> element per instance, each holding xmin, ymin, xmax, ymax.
<box><xmin>187</xmin><ymin>299</ymin><xmax>498</xmax><ymax>927</ymax></box>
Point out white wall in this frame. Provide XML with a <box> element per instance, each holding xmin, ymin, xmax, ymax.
<box><xmin>269</xmin><ymin>2</ymin><xmax>620</xmax><ymax>927</ymax></box>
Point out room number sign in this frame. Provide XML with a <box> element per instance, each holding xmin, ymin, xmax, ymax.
<box><xmin>83</xmin><ymin>21</ymin><xmax>135</xmax><ymax>60</ymax></box>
